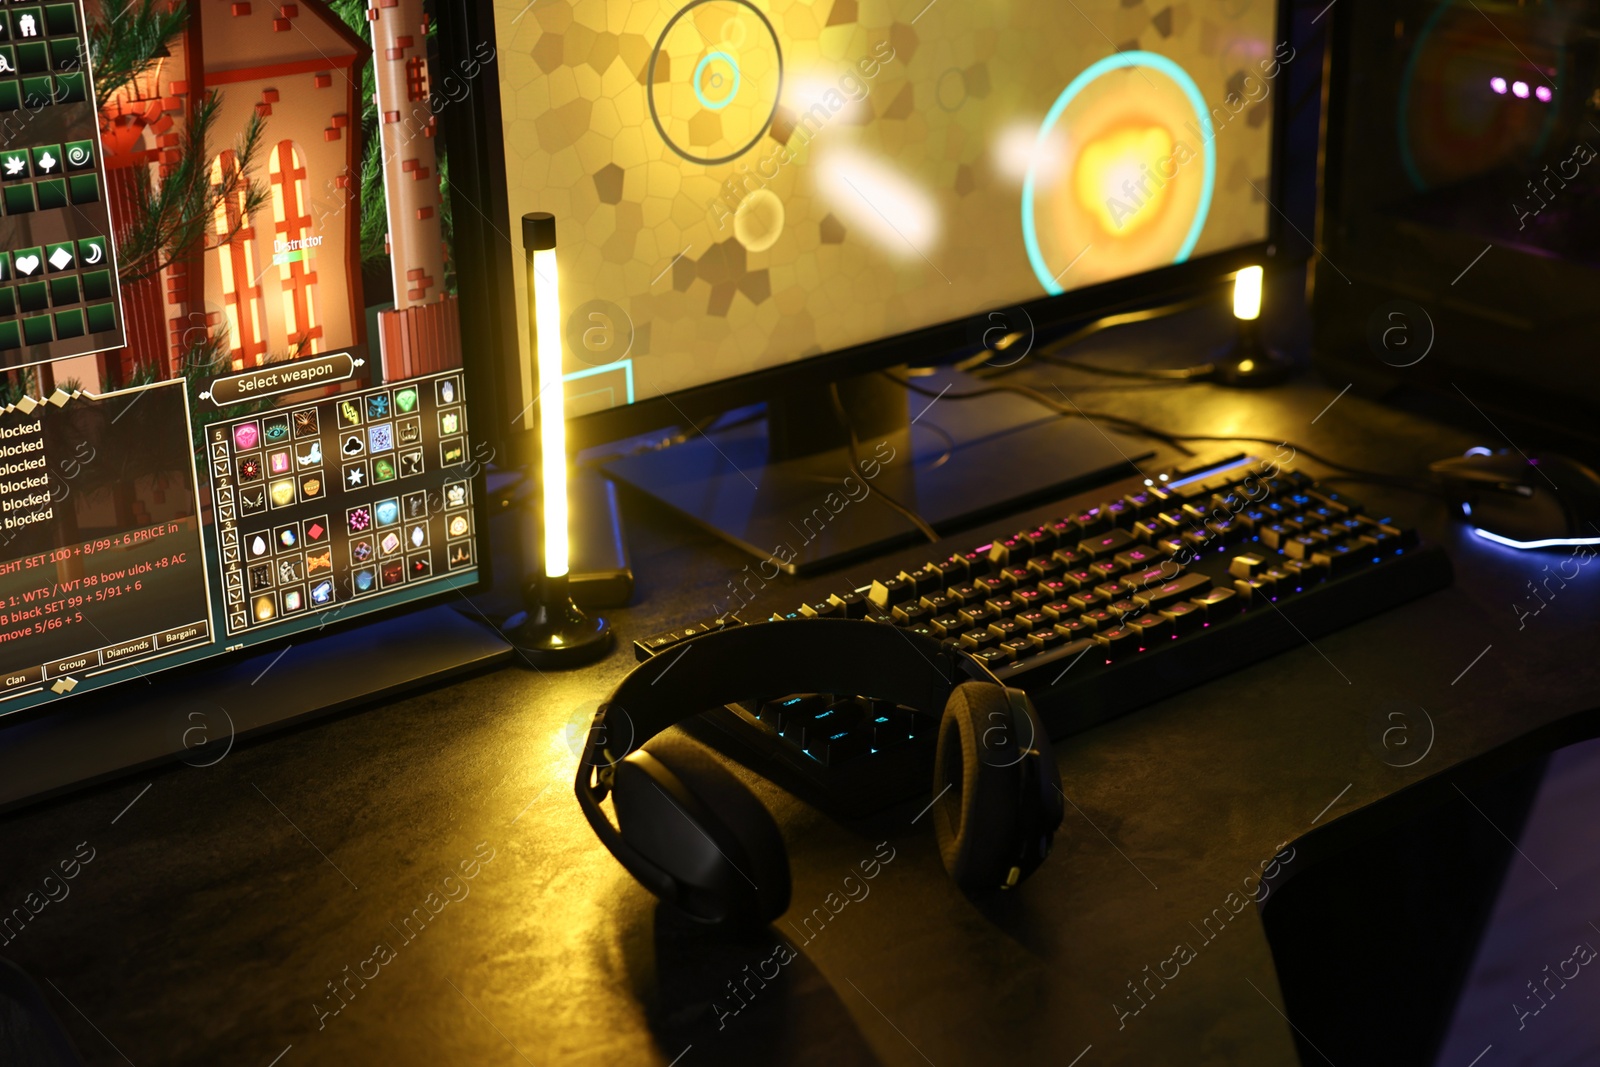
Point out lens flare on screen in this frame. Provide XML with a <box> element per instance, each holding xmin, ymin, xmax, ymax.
<box><xmin>992</xmin><ymin>119</ymin><xmax>1062</xmax><ymax>186</ymax></box>
<box><xmin>814</xmin><ymin>145</ymin><xmax>941</xmax><ymax>261</ymax></box>
<box><xmin>783</xmin><ymin>69</ymin><xmax>871</xmax><ymax>125</ymax></box>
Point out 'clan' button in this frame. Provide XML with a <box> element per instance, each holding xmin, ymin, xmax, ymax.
<box><xmin>0</xmin><ymin>664</ymin><xmax>43</xmax><ymax>694</ymax></box>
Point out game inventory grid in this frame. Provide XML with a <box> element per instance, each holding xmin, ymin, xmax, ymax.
<box><xmin>0</xmin><ymin>4</ymin><xmax>90</xmax><ymax>111</ymax></box>
<box><xmin>0</xmin><ymin>0</ymin><xmax>122</xmax><ymax>365</ymax></box>
<box><xmin>207</xmin><ymin>371</ymin><xmax>477</xmax><ymax>636</ymax></box>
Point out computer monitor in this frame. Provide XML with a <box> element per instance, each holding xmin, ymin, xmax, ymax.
<box><xmin>433</xmin><ymin>1</ymin><xmax>1292</xmax><ymax>575</ymax></box>
<box><xmin>0</xmin><ymin>0</ymin><xmax>490</xmax><ymax>722</ymax></box>
<box><xmin>442</xmin><ymin>0</ymin><xmax>1289</xmax><ymax>570</ymax></box>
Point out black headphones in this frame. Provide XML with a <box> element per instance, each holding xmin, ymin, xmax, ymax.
<box><xmin>575</xmin><ymin>618</ymin><xmax>1064</xmax><ymax>928</ymax></box>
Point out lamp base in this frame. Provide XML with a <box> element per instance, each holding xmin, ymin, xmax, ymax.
<box><xmin>1212</xmin><ymin>329</ymin><xmax>1293</xmax><ymax>388</ymax></box>
<box><xmin>505</xmin><ymin>577</ymin><xmax>615</xmax><ymax>667</ymax></box>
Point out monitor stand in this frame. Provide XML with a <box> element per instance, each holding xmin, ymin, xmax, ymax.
<box><xmin>0</xmin><ymin>606</ymin><xmax>512</xmax><ymax>814</ymax></box>
<box><xmin>602</xmin><ymin>366</ymin><xmax>1153</xmax><ymax>576</ymax></box>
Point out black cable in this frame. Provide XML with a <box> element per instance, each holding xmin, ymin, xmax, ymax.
<box><xmin>918</xmin><ymin>419</ymin><xmax>956</xmax><ymax>470</ymax></box>
<box><xmin>966</xmin><ymin>292</ymin><xmax>1220</xmax><ymax>381</ymax></box>
<box><xmin>888</xmin><ymin>373</ymin><xmax>1199</xmax><ymax>456</ymax></box>
<box><xmin>889</xmin><ymin>373</ymin><xmax>1440</xmax><ymax>493</ymax></box>
<box><xmin>1035</xmin><ymin>354</ymin><xmax>1212</xmax><ymax>381</ymax></box>
<box><xmin>828</xmin><ymin>382</ymin><xmax>940</xmax><ymax>544</ymax></box>
<box><xmin>1060</xmin><ymin>380</ymin><xmax>1207</xmax><ymax>393</ymax></box>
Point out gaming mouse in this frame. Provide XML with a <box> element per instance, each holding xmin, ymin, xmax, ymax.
<box><xmin>1431</xmin><ymin>448</ymin><xmax>1600</xmax><ymax>548</ymax></box>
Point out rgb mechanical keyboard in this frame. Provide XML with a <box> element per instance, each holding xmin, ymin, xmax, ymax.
<box><xmin>634</xmin><ymin>453</ymin><xmax>1453</xmax><ymax>815</ymax></box>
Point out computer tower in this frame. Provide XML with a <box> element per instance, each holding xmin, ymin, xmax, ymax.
<box><xmin>1314</xmin><ymin>0</ymin><xmax>1600</xmax><ymax>448</ymax></box>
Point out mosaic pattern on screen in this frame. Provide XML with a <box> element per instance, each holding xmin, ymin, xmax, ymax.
<box><xmin>497</xmin><ymin>0</ymin><xmax>1279</xmax><ymax>410</ymax></box>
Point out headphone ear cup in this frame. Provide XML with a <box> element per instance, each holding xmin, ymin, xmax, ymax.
<box><xmin>932</xmin><ymin>681</ymin><xmax>1024</xmax><ymax>894</ymax></box>
<box><xmin>613</xmin><ymin>731</ymin><xmax>791</xmax><ymax>927</ymax></box>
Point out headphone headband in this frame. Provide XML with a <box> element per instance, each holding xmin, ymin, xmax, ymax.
<box><xmin>596</xmin><ymin>618</ymin><xmax>976</xmax><ymax>755</ymax></box>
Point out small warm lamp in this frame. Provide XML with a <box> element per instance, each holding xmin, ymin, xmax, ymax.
<box><xmin>1212</xmin><ymin>265</ymin><xmax>1291</xmax><ymax>387</ymax></box>
<box><xmin>505</xmin><ymin>212</ymin><xmax>613</xmax><ymax>666</ymax></box>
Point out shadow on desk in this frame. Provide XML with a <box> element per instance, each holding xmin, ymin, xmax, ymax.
<box><xmin>643</xmin><ymin>904</ymin><xmax>878</xmax><ymax>1065</ymax></box>
<box><xmin>1262</xmin><ymin>707</ymin><xmax>1600</xmax><ymax>1067</ymax></box>
<box><xmin>0</xmin><ymin>957</ymin><xmax>82</xmax><ymax>1066</ymax></box>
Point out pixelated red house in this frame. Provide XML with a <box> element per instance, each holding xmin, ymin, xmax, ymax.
<box><xmin>95</xmin><ymin>0</ymin><xmax>369</xmax><ymax>385</ymax></box>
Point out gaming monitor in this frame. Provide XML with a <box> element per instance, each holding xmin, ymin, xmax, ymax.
<box><xmin>0</xmin><ymin>0</ymin><xmax>489</xmax><ymax>721</ymax></box>
<box><xmin>453</xmin><ymin>0</ymin><xmax>1287</xmax><ymax>444</ymax></box>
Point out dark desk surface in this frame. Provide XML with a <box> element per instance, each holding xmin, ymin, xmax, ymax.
<box><xmin>3</xmin><ymin>356</ymin><xmax>1597</xmax><ymax>1067</ymax></box>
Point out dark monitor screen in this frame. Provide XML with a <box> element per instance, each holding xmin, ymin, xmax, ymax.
<box><xmin>482</xmin><ymin>0</ymin><xmax>1285</xmax><ymax>419</ymax></box>
<box><xmin>0</xmin><ymin>0</ymin><xmax>485</xmax><ymax>719</ymax></box>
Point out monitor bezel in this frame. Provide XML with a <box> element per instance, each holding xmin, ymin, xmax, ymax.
<box><xmin>442</xmin><ymin>0</ymin><xmax>1293</xmax><ymax>451</ymax></box>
